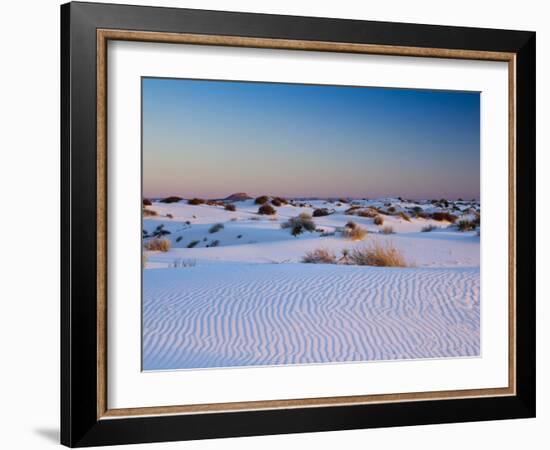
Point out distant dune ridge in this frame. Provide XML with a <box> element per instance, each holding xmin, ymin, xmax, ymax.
<box><xmin>223</xmin><ymin>192</ymin><xmax>252</xmax><ymax>201</ymax></box>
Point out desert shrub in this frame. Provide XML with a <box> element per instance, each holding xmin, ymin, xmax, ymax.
<box><xmin>271</xmin><ymin>198</ymin><xmax>282</xmax><ymax>207</ymax></box>
<box><xmin>145</xmin><ymin>238</ymin><xmax>171</xmax><ymax>252</ymax></box>
<box><xmin>166</xmin><ymin>213</ymin><xmax>173</xmax><ymax>219</ymax></box>
<box><xmin>415</xmin><ymin>211</ymin><xmax>429</xmax><ymax>219</ymax></box>
<box><xmin>456</xmin><ymin>219</ymin><xmax>477</xmax><ymax>232</ymax></box>
<box><xmin>187</xmin><ymin>240</ymin><xmax>199</xmax><ymax>248</ymax></box>
<box><xmin>148</xmin><ymin>224</ymin><xmax>170</xmax><ymax>238</ymax></box>
<box><xmin>255</xmin><ymin>195</ymin><xmax>269</xmax><ymax>205</ymax></box>
<box><xmin>302</xmin><ymin>248</ymin><xmax>337</xmax><ymax>264</ymax></box>
<box><xmin>258</xmin><ymin>204</ymin><xmax>276</xmax><ymax>215</ymax></box>
<box><xmin>342</xmin><ymin>221</ymin><xmax>367</xmax><ymax>241</ymax></box>
<box><xmin>349</xmin><ymin>242</ymin><xmax>407</xmax><ymax>267</ymax></box>
<box><xmin>188</xmin><ymin>198</ymin><xmax>205</xmax><ymax>205</ymax></box>
<box><xmin>431</xmin><ymin>212</ymin><xmax>458</xmax><ymax>223</ymax></box>
<box><xmin>224</xmin><ymin>203</ymin><xmax>236</xmax><ymax>211</ymax></box>
<box><xmin>206</xmin><ymin>200</ymin><xmax>224</xmax><ymax>206</ymax></box>
<box><xmin>209</xmin><ymin>239</ymin><xmax>220</xmax><ymax>247</ymax></box>
<box><xmin>209</xmin><ymin>223</ymin><xmax>224</xmax><ymax>233</ymax></box>
<box><xmin>345</xmin><ymin>205</ymin><xmax>361</xmax><ymax>215</ymax></box>
<box><xmin>421</xmin><ymin>224</ymin><xmax>438</xmax><ymax>232</ymax></box>
<box><xmin>387</xmin><ymin>206</ymin><xmax>396</xmax><ymax>214</ymax></box>
<box><xmin>373</xmin><ymin>215</ymin><xmax>384</xmax><ymax>226</ymax></box>
<box><xmin>272</xmin><ymin>196</ymin><xmax>287</xmax><ymax>205</ymax></box>
<box><xmin>237</xmin><ymin>234</ymin><xmax>242</xmax><ymax>239</ymax></box>
<box><xmin>380</xmin><ymin>226</ymin><xmax>395</xmax><ymax>235</ymax></box>
<box><xmin>312</xmin><ymin>208</ymin><xmax>331</xmax><ymax>217</ymax></box>
<box><xmin>398</xmin><ymin>211</ymin><xmax>411</xmax><ymax>222</ymax></box>
<box><xmin>338</xmin><ymin>198</ymin><xmax>348</xmax><ymax>203</ymax></box>
<box><xmin>176</xmin><ymin>236</ymin><xmax>182</xmax><ymax>243</ymax></box>
<box><xmin>355</xmin><ymin>210</ymin><xmax>373</xmax><ymax>218</ymax></box>
<box><xmin>143</xmin><ymin>198</ymin><xmax>152</xmax><ymax>206</ymax></box>
<box><xmin>143</xmin><ymin>208</ymin><xmax>158</xmax><ymax>217</ymax></box>
<box><xmin>160</xmin><ymin>196</ymin><xmax>182</xmax><ymax>204</ymax></box>
<box><xmin>281</xmin><ymin>213</ymin><xmax>316</xmax><ymax>236</ymax></box>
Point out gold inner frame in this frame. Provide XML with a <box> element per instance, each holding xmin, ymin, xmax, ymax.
<box><xmin>96</xmin><ymin>29</ymin><xmax>517</xmax><ymax>420</ymax></box>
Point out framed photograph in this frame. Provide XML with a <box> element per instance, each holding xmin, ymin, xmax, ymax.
<box><xmin>61</xmin><ymin>2</ymin><xmax>536</xmax><ymax>447</ymax></box>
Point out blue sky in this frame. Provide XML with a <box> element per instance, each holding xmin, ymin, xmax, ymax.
<box><xmin>142</xmin><ymin>78</ymin><xmax>480</xmax><ymax>200</ymax></box>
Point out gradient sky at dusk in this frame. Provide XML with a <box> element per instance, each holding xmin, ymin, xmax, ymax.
<box><xmin>142</xmin><ymin>78</ymin><xmax>480</xmax><ymax>200</ymax></box>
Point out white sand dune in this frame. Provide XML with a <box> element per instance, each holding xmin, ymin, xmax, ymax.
<box><xmin>143</xmin><ymin>263</ymin><xmax>480</xmax><ymax>370</ymax></box>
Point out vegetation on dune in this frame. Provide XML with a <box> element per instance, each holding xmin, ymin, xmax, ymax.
<box><xmin>348</xmin><ymin>242</ymin><xmax>407</xmax><ymax>267</ymax></box>
<box><xmin>312</xmin><ymin>208</ymin><xmax>331</xmax><ymax>217</ymax></box>
<box><xmin>431</xmin><ymin>212</ymin><xmax>458</xmax><ymax>223</ymax></box>
<box><xmin>373</xmin><ymin>215</ymin><xmax>384</xmax><ymax>226</ymax></box>
<box><xmin>281</xmin><ymin>213</ymin><xmax>316</xmax><ymax>236</ymax></box>
<box><xmin>160</xmin><ymin>196</ymin><xmax>183</xmax><ymax>204</ymax></box>
<box><xmin>144</xmin><ymin>238</ymin><xmax>171</xmax><ymax>252</ymax></box>
<box><xmin>143</xmin><ymin>208</ymin><xmax>158</xmax><ymax>217</ymax></box>
<box><xmin>143</xmin><ymin>198</ymin><xmax>152</xmax><ymax>206</ymax></box>
<box><xmin>224</xmin><ymin>203</ymin><xmax>236</xmax><ymax>211</ymax></box>
<box><xmin>342</xmin><ymin>221</ymin><xmax>367</xmax><ymax>241</ymax></box>
<box><xmin>187</xmin><ymin>240</ymin><xmax>199</xmax><ymax>248</ymax></box>
<box><xmin>398</xmin><ymin>211</ymin><xmax>411</xmax><ymax>222</ymax></box>
<box><xmin>456</xmin><ymin>219</ymin><xmax>477</xmax><ymax>232</ymax></box>
<box><xmin>188</xmin><ymin>198</ymin><xmax>205</xmax><ymax>205</ymax></box>
<box><xmin>254</xmin><ymin>195</ymin><xmax>269</xmax><ymax>205</ymax></box>
<box><xmin>258</xmin><ymin>204</ymin><xmax>276</xmax><ymax>215</ymax></box>
<box><xmin>209</xmin><ymin>223</ymin><xmax>224</xmax><ymax>233</ymax></box>
<box><xmin>302</xmin><ymin>248</ymin><xmax>337</xmax><ymax>264</ymax></box>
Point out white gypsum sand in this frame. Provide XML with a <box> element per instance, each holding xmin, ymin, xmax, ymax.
<box><xmin>142</xmin><ymin>196</ymin><xmax>480</xmax><ymax>370</ymax></box>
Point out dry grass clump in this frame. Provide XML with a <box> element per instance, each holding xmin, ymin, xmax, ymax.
<box><xmin>224</xmin><ymin>203</ymin><xmax>236</xmax><ymax>211</ymax></box>
<box><xmin>188</xmin><ymin>198</ymin><xmax>205</xmax><ymax>205</ymax></box>
<box><xmin>357</xmin><ymin>208</ymin><xmax>378</xmax><ymax>218</ymax></box>
<box><xmin>456</xmin><ymin>219</ymin><xmax>477</xmax><ymax>232</ymax></box>
<box><xmin>255</xmin><ymin>195</ymin><xmax>269</xmax><ymax>205</ymax></box>
<box><xmin>302</xmin><ymin>248</ymin><xmax>337</xmax><ymax>264</ymax></box>
<box><xmin>373</xmin><ymin>215</ymin><xmax>384</xmax><ymax>226</ymax></box>
<box><xmin>398</xmin><ymin>211</ymin><xmax>411</xmax><ymax>222</ymax></box>
<box><xmin>272</xmin><ymin>196</ymin><xmax>287</xmax><ymax>205</ymax></box>
<box><xmin>143</xmin><ymin>198</ymin><xmax>152</xmax><ymax>206</ymax></box>
<box><xmin>160</xmin><ymin>196</ymin><xmax>183</xmax><ymax>204</ymax></box>
<box><xmin>379</xmin><ymin>225</ymin><xmax>395</xmax><ymax>235</ymax></box>
<box><xmin>258</xmin><ymin>204</ymin><xmax>276</xmax><ymax>215</ymax></box>
<box><xmin>281</xmin><ymin>213</ymin><xmax>316</xmax><ymax>236</ymax></box>
<box><xmin>387</xmin><ymin>206</ymin><xmax>396</xmax><ymax>214</ymax></box>
<box><xmin>145</xmin><ymin>238</ymin><xmax>171</xmax><ymax>252</ymax></box>
<box><xmin>349</xmin><ymin>242</ymin><xmax>407</xmax><ymax>267</ymax></box>
<box><xmin>421</xmin><ymin>224</ymin><xmax>438</xmax><ymax>232</ymax></box>
<box><xmin>342</xmin><ymin>221</ymin><xmax>367</xmax><ymax>241</ymax></box>
<box><xmin>209</xmin><ymin>223</ymin><xmax>224</xmax><ymax>233</ymax></box>
<box><xmin>345</xmin><ymin>205</ymin><xmax>361</xmax><ymax>215</ymax></box>
<box><xmin>143</xmin><ymin>208</ymin><xmax>158</xmax><ymax>217</ymax></box>
<box><xmin>431</xmin><ymin>212</ymin><xmax>458</xmax><ymax>223</ymax></box>
<box><xmin>312</xmin><ymin>208</ymin><xmax>331</xmax><ymax>217</ymax></box>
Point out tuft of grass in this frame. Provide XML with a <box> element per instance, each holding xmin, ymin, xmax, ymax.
<box><xmin>224</xmin><ymin>203</ymin><xmax>236</xmax><ymax>211</ymax></box>
<box><xmin>258</xmin><ymin>204</ymin><xmax>276</xmax><ymax>215</ymax></box>
<box><xmin>187</xmin><ymin>240</ymin><xmax>199</xmax><ymax>248</ymax></box>
<box><xmin>349</xmin><ymin>242</ymin><xmax>407</xmax><ymax>267</ymax></box>
<box><xmin>145</xmin><ymin>238</ymin><xmax>171</xmax><ymax>252</ymax></box>
<box><xmin>342</xmin><ymin>221</ymin><xmax>367</xmax><ymax>241</ymax></box>
<box><xmin>398</xmin><ymin>211</ymin><xmax>411</xmax><ymax>222</ymax></box>
<box><xmin>357</xmin><ymin>209</ymin><xmax>378</xmax><ymax>218</ymax></box>
<box><xmin>143</xmin><ymin>208</ymin><xmax>158</xmax><ymax>217</ymax></box>
<box><xmin>431</xmin><ymin>212</ymin><xmax>458</xmax><ymax>223</ymax></box>
<box><xmin>421</xmin><ymin>224</ymin><xmax>438</xmax><ymax>232</ymax></box>
<box><xmin>160</xmin><ymin>196</ymin><xmax>182</xmax><ymax>204</ymax></box>
<box><xmin>281</xmin><ymin>213</ymin><xmax>316</xmax><ymax>236</ymax></box>
<box><xmin>188</xmin><ymin>198</ymin><xmax>205</xmax><ymax>205</ymax></box>
<box><xmin>254</xmin><ymin>195</ymin><xmax>269</xmax><ymax>205</ymax></box>
<box><xmin>143</xmin><ymin>198</ymin><xmax>152</xmax><ymax>206</ymax></box>
<box><xmin>373</xmin><ymin>215</ymin><xmax>384</xmax><ymax>226</ymax></box>
<box><xmin>209</xmin><ymin>223</ymin><xmax>224</xmax><ymax>233</ymax></box>
<box><xmin>379</xmin><ymin>225</ymin><xmax>395</xmax><ymax>235</ymax></box>
<box><xmin>302</xmin><ymin>248</ymin><xmax>337</xmax><ymax>264</ymax></box>
<box><xmin>457</xmin><ymin>219</ymin><xmax>477</xmax><ymax>232</ymax></box>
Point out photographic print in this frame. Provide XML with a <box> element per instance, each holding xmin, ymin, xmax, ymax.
<box><xmin>141</xmin><ymin>78</ymin><xmax>481</xmax><ymax>371</ymax></box>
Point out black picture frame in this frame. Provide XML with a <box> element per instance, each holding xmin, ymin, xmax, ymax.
<box><xmin>61</xmin><ymin>1</ymin><xmax>536</xmax><ymax>447</ymax></box>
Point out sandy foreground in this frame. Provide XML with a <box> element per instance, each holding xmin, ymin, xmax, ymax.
<box><xmin>142</xmin><ymin>198</ymin><xmax>480</xmax><ymax>370</ymax></box>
